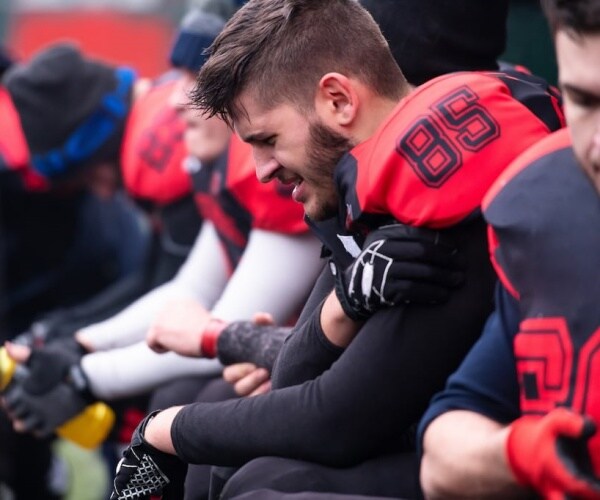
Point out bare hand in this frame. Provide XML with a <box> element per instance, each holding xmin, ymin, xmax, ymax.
<box><xmin>3</xmin><ymin>342</ymin><xmax>31</xmax><ymax>363</ymax></box>
<box><xmin>146</xmin><ymin>299</ymin><xmax>211</xmax><ymax>357</ymax></box>
<box><xmin>251</xmin><ymin>312</ymin><xmax>275</xmax><ymax>326</ymax></box>
<box><xmin>222</xmin><ymin>363</ymin><xmax>271</xmax><ymax>397</ymax></box>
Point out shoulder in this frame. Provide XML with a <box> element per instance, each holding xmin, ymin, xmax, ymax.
<box><xmin>337</xmin><ymin>71</ymin><xmax>564</xmax><ymax>229</ymax></box>
<box><xmin>483</xmin><ymin>128</ymin><xmax>572</xmax><ymax>213</ymax></box>
<box><xmin>121</xmin><ymin>77</ymin><xmax>190</xmax><ymax>206</ymax></box>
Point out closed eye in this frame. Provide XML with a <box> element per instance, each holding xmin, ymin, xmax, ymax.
<box><xmin>562</xmin><ymin>84</ymin><xmax>600</xmax><ymax>109</ymax></box>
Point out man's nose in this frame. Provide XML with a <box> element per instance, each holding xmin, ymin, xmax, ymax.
<box><xmin>254</xmin><ymin>153</ymin><xmax>280</xmax><ymax>183</ymax></box>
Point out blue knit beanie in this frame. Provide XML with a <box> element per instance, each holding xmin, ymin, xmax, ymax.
<box><xmin>169</xmin><ymin>9</ymin><xmax>226</xmax><ymax>73</ymax></box>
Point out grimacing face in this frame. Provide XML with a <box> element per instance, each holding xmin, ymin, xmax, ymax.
<box><xmin>234</xmin><ymin>91</ymin><xmax>352</xmax><ymax>220</ymax></box>
<box><xmin>556</xmin><ymin>30</ymin><xmax>600</xmax><ymax>194</ymax></box>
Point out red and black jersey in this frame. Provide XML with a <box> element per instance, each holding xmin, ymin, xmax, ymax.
<box><xmin>121</xmin><ymin>77</ymin><xmax>191</xmax><ymax>207</ymax></box>
<box><xmin>335</xmin><ymin>70</ymin><xmax>565</xmax><ymax>233</ymax></box>
<box><xmin>190</xmin><ymin>134</ymin><xmax>308</xmax><ymax>272</ymax></box>
<box><xmin>484</xmin><ymin>128</ymin><xmax>600</xmax><ymax>474</ymax></box>
<box><xmin>0</xmin><ymin>87</ymin><xmax>47</xmax><ymax>191</ymax></box>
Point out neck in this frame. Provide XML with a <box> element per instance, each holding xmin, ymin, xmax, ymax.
<box><xmin>351</xmin><ymin>87</ymin><xmax>413</xmax><ymax>143</ymax></box>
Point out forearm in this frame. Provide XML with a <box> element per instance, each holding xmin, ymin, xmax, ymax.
<box><xmin>210</xmin><ymin>230</ymin><xmax>323</xmax><ymax>323</ymax></box>
<box><xmin>271</xmin><ymin>266</ymin><xmax>345</xmax><ymax>388</ymax></box>
<box><xmin>76</xmin><ymin>280</ymin><xmax>194</xmax><ymax>351</ymax></box>
<box><xmin>77</xmin><ymin>222</ymin><xmax>228</xmax><ymax>351</ymax></box>
<box><xmin>172</xmin><ymin>301</ymin><xmax>484</xmax><ymax>467</ymax></box>
<box><xmin>421</xmin><ymin>411</ymin><xmax>525</xmax><ymax>499</ymax></box>
<box><xmin>81</xmin><ymin>342</ymin><xmax>222</xmax><ymax>400</ymax></box>
<box><xmin>319</xmin><ymin>291</ymin><xmax>362</xmax><ymax>348</ymax></box>
<box><xmin>271</xmin><ymin>300</ymin><xmax>345</xmax><ymax>388</ymax></box>
<box><xmin>216</xmin><ymin>322</ymin><xmax>290</xmax><ymax>370</ymax></box>
<box><xmin>144</xmin><ymin>406</ymin><xmax>183</xmax><ymax>455</ymax></box>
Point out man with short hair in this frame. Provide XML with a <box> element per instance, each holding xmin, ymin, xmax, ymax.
<box><xmin>109</xmin><ymin>1</ymin><xmax>564</xmax><ymax>498</ymax></box>
<box><xmin>419</xmin><ymin>0</ymin><xmax>600</xmax><ymax>498</ymax></box>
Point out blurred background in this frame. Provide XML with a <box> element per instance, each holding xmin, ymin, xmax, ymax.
<box><xmin>0</xmin><ymin>0</ymin><xmax>557</xmax><ymax>84</ymax></box>
<box><xmin>0</xmin><ymin>0</ymin><xmax>244</xmax><ymax>78</ymax></box>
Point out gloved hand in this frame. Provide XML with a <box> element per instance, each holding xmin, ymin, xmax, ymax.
<box><xmin>26</xmin><ymin>338</ymin><xmax>88</xmax><ymax>395</ymax></box>
<box><xmin>2</xmin><ymin>338</ymin><xmax>93</xmax><ymax>436</ymax></box>
<box><xmin>110</xmin><ymin>410</ymin><xmax>188</xmax><ymax>500</ymax></box>
<box><xmin>506</xmin><ymin>407</ymin><xmax>600</xmax><ymax>499</ymax></box>
<box><xmin>333</xmin><ymin>224</ymin><xmax>464</xmax><ymax>320</ymax></box>
<box><xmin>3</xmin><ymin>375</ymin><xmax>91</xmax><ymax>436</ymax></box>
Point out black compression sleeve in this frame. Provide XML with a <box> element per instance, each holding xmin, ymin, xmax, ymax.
<box><xmin>271</xmin><ymin>265</ymin><xmax>344</xmax><ymax>387</ymax></box>
<box><xmin>271</xmin><ymin>302</ymin><xmax>345</xmax><ymax>389</ymax></box>
<box><xmin>216</xmin><ymin>323</ymin><xmax>290</xmax><ymax>371</ymax></box>
<box><xmin>172</xmin><ymin>218</ymin><xmax>496</xmax><ymax>467</ymax></box>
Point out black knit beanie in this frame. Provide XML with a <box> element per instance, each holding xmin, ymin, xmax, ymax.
<box><xmin>169</xmin><ymin>9</ymin><xmax>226</xmax><ymax>73</ymax></box>
<box><xmin>361</xmin><ymin>0</ymin><xmax>509</xmax><ymax>85</ymax></box>
<box><xmin>2</xmin><ymin>43</ymin><xmax>136</xmax><ymax>179</ymax></box>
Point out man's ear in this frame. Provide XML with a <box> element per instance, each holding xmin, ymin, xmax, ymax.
<box><xmin>315</xmin><ymin>73</ymin><xmax>359</xmax><ymax>127</ymax></box>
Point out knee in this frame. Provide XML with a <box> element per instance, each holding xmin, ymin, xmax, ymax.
<box><xmin>220</xmin><ymin>457</ymin><xmax>324</xmax><ymax>499</ymax></box>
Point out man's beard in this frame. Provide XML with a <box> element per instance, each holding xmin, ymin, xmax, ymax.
<box><xmin>305</xmin><ymin>120</ymin><xmax>353</xmax><ymax>220</ymax></box>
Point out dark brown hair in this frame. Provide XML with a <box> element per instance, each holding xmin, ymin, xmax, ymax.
<box><xmin>191</xmin><ymin>0</ymin><xmax>407</xmax><ymax>125</ymax></box>
<box><xmin>542</xmin><ymin>0</ymin><xmax>600</xmax><ymax>35</ymax></box>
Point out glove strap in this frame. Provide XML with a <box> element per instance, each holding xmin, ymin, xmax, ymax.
<box><xmin>67</xmin><ymin>364</ymin><xmax>96</xmax><ymax>404</ymax></box>
<box><xmin>331</xmin><ymin>260</ymin><xmax>369</xmax><ymax>322</ymax></box>
<box><xmin>201</xmin><ymin>318</ymin><xmax>227</xmax><ymax>358</ymax></box>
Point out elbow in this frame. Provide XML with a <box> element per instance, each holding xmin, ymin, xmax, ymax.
<box><xmin>419</xmin><ymin>417</ymin><xmax>466</xmax><ymax>500</ymax></box>
<box><xmin>420</xmin><ymin>451</ymin><xmax>454</xmax><ymax>500</ymax></box>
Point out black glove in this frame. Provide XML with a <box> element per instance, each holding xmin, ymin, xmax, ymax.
<box><xmin>21</xmin><ymin>337</ymin><xmax>88</xmax><ymax>396</ymax></box>
<box><xmin>333</xmin><ymin>224</ymin><xmax>464</xmax><ymax>320</ymax></box>
<box><xmin>3</xmin><ymin>372</ymin><xmax>91</xmax><ymax>436</ymax></box>
<box><xmin>110</xmin><ymin>410</ymin><xmax>188</xmax><ymax>500</ymax></box>
<box><xmin>2</xmin><ymin>339</ymin><xmax>93</xmax><ymax>436</ymax></box>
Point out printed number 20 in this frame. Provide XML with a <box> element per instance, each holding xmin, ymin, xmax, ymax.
<box><xmin>515</xmin><ymin>317</ymin><xmax>600</xmax><ymax>417</ymax></box>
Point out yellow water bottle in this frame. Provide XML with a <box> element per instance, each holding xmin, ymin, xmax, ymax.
<box><xmin>0</xmin><ymin>346</ymin><xmax>115</xmax><ymax>449</ymax></box>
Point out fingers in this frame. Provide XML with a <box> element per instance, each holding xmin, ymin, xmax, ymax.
<box><xmin>252</xmin><ymin>312</ymin><xmax>275</xmax><ymax>326</ymax></box>
<box><xmin>13</xmin><ymin>413</ymin><xmax>43</xmax><ymax>434</ymax></box>
<box><xmin>146</xmin><ymin>328</ymin><xmax>168</xmax><ymax>354</ymax></box>
<box><xmin>549</xmin><ymin>407</ymin><xmax>588</xmax><ymax>438</ymax></box>
<box><xmin>388</xmin><ymin>261</ymin><xmax>464</xmax><ymax>287</ymax></box>
<box><xmin>4</xmin><ymin>342</ymin><xmax>31</xmax><ymax>363</ymax></box>
<box><xmin>234</xmin><ymin>368</ymin><xmax>270</xmax><ymax>397</ymax></box>
<box><xmin>74</xmin><ymin>331</ymin><xmax>95</xmax><ymax>353</ymax></box>
<box><xmin>388</xmin><ymin>282</ymin><xmax>452</xmax><ymax>304</ymax></box>
<box><xmin>249</xmin><ymin>379</ymin><xmax>271</xmax><ymax>397</ymax></box>
<box><xmin>222</xmin><ymin>363</ymin><xmax>270</xmax><ymax>397</ymax></box>
<box><xmin>384</xmin><ymin>240</ymin><xmax>463</xmax><ymax>269</ymax></box>
<box><xmin>222</xmin><ymin>363</ymin><xmax>257</xmax><ymax>384</ymax></box>
<box><xmin>3</xmin><ymin>387</ymin><xmax>43</xmax><ymax>434</ymax></box>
